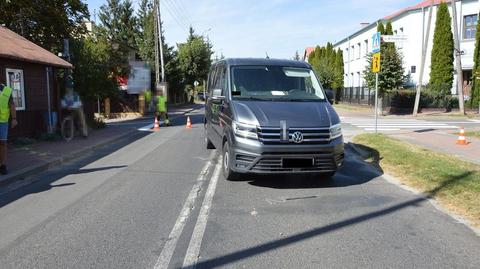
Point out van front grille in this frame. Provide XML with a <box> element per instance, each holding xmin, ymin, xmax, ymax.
<box><xmin>257</xmin><ymin>127</ymin><xmax>331</xmax><ymax>145</ymax></box>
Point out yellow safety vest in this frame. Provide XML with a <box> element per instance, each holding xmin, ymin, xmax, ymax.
<box><xmin>157</xmin><ymin>96</ymin><xmax>167</xmax><ymax>112</ymax></box>
<box><xmin>145</xmin><ymin>90</ymin><xmax>152</xmax><ymax>102</ymax></box>
<box><xmin>0</xmin><ymin>86</ymin><xmax>12</xmax><ymax>123</ymax></box>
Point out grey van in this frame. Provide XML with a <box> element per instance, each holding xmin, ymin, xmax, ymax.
<box><xmin>204</xmin><ymin>58</ymin><xmax>344</xmax><ymax>180</ymax></box>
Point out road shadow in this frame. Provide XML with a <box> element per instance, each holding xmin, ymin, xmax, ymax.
<box><xmin>191</xmin><ymin>169</ymin><xmax>473</xmax><ymax>269</ymax></box>
<box><xmin>247</xmin><ymin>144</ymin><xmax>383</xmax><ymax>189</ymax></box>
<box><xmin>0</xmin><ymin>131</ymin><xmax>150</xmax><ymax>208</ymax></box>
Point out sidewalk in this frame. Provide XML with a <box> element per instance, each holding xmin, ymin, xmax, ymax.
<box><xmin>0</xmin><ymin>104</ymin><xmax>200</xmax><ymax>189</ymax></box>
<box><xmin>390</xmin><ymin>129</ymin><xmax>480</xmax><ymax>165</ymax></box>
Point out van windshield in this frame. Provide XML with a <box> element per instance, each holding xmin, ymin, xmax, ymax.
<box><xmin>230</xmin><ymin>66</ymin><xmax>326</xmax><ymax>101</ymax></box>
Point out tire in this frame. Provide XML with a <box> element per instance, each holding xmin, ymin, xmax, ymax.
<box><xmin>222</xmin><ymin>142</ymin><xmax>239</xmax><ymax>181</ymax></box>
<box><xmin>61</xmin><ymin>117</ymin><xmax>74</xmax><ymax>142</ymax></box>
<box><xmin>204</xmin><ymin>125</ymin><xmax>215</xmax><ymax>149</ymax></box>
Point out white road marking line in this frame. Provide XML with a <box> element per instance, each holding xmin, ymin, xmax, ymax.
<box><xmin>364</xmin><ymin>128</ymin><xmax>401</xmax><ymax>131</ymax></box>
<box><xmin>469</xmin><ymin>119</ymin><xmax>480</xmax><ymax>123</ymax></box>
<box><xmin>357</xmin><ymin>125</ymin><xmax>458</xmax><ymax>129</ymax></box>
<box><xmin>182</xmin><ymin>157</ymin><xmax>223</xmax><ymax>269</ymax></box>
<box><xmin>153</xmin><ymin>151</ymin><xmax>217</xmax><ymax>269</ymax></box>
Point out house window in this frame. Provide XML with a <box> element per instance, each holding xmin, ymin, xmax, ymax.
<box><xmin>411</xmin><ymin>66</ymin><xmax>416</xmax><ymax>74</ymax></box>
<box><xmin>345</xmin><ymin>48</ymin><xmax>349</xmax><ymax>62</ymax></box>
<box><xmin>464</xmin><ymin>14</ymin><xmax>478</xmax><ymax>39</ymax></box>
<box><xmin>5</xmin><ymin>68</ymin><xmax>26</xmax><ymax>110</ymax></box>
<box><xmin>364</xmin><ymin>40</ymin><xmax>368</xmax><ymax>56</ymax></box>
<box><xmin>357</xmin><ymin>43</ymin><xmax>361</xmax><ymax>59</ymax></box>
<box><xmin>351</xmin><ymin>46</ymin><xmax>355</xmax><ymax>61</ymax></box>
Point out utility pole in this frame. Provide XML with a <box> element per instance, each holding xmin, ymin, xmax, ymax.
<box><xmin>413</xmin><ymin>0</ymin><xmax>434</xmax><ymax>116</ymax></box>
<box><xmin>155</xmin><ymin>0</ymin><xmax>166</xmax><ymax>84</ymax></box>
<box><xmin>451</xmin><ymin>0</ymin><xmax>465</xmax><ymax>115</ymax></box>
<box><xmin>153</xmin><ymin>0</ymin><xmax>160</xmax><ymax>87</ymax></box>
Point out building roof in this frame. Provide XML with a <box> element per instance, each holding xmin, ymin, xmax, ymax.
<box><xmin>334</xmin><ymin>0</ymin><xmax>446</xmax><ymax>47</ymax></box>
<box><xmin>0</xmin><ymin>26</ymin><xmax>73</xmax><ymax>68</ymax></box>
<box><xmin>220</xmin><ymin>58</ymin><xmax>311</xmax><ymax>68</ymax></box>
<box><xmin>384</xmin><ymin>0</ymin><xmax>444</xmax><ymax>20</ymax></box>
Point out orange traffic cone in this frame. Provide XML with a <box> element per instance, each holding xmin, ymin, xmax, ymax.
<box><xmin>186</xmin><ymin>116</ymin><xmax>192</xmax><ymax>129</ymax></box>
<box><xmin>153</xmin><ymin>116</ymin><xmax>160</xmax><ymax>131</ymax></box>
<box><xmin>456</xmin><ymin>126</ymin><xmax>468</xmax><ymax>145</ymax></box>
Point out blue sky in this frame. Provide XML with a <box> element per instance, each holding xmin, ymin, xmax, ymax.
<box><xmin>85</xmin><ymin>0</ymin><xmax>421</xmax><ymax>59</ymax></box>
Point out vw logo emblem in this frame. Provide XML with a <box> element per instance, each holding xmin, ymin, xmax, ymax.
<box><xmin>292</xmin><ymin>131</ymin><xmax>304</xmax><ymax>143</ymax></box>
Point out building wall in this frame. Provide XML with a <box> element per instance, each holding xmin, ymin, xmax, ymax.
<box><xmin>334</xmin><ymin>0</ymin><xmax>480</xmax><ymax>95</ymax></box>
<box><xmin>0</xmin><ymin>58</ymin><xmax>58</xmax><ymax>138</ymax></box>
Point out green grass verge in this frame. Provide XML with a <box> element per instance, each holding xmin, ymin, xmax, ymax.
<box><xmin>333</xmin><ymin>103</ymin><xmax>373</xmax><ymax>112</ymax></box>
<box><xmin>352</xmin><ymin>133</ymin><xmax>480</xmax><ymax>227</ymax></box>
<box><xmin>465</xmin><ymin>131</ymin><xmax>480</xmax><ymax>139</ymax></box>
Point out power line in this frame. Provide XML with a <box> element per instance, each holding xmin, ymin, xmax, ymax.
<box><xmin>175</xmin><ymin>0</ymin><xmax>192</xmax><ymax>23</ymax></box>
<box><xmin>165</xmin><ymin>0</ymin><xmax>191</xmax><ymax>28</ymax></box>
<box><xmin>162</xmin><ymin>0</ymin><xmax>189</xmax><ymax>33</ymax></box>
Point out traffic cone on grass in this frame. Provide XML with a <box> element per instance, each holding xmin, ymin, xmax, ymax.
<box><xmin>456</xmin><ymin>126</ymin><xmax>468</xmax><ymax>145</ymax></box>
<box><xmin>186</xmin><ymin>116</ymin><xmax>192</xmax><ymax>129</ymax></box>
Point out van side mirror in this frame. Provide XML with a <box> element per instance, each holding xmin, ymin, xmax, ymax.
<box><xmin>326</xmin><ymin>89</ymin><xmax>334</xmax><ymax>104</ymax></box>
<box><xmin>211</xmin><ymin>88</ymin><xmax>225</xmax><ymax>103</ymax></box>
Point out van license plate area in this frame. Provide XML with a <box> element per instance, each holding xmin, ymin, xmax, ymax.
<box><xmin>282</xmin><ymin>158</ymin><xmax>314</xmax><ymax>168</ymax></box>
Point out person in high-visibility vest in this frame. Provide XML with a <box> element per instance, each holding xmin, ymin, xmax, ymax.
<box><xmin>0</xmin><ymin>85</ymin><xmax>18</xmax><ymax>175</ymax></box>
<box><xmin>145</xmin><ymin>89</ymin><xmax>152</xmax><ymax>112</ymax></box>
<box><xmin>155</xmin><ymin>89</ymin><xmax>170</xmax><ymax>126</ymax></box>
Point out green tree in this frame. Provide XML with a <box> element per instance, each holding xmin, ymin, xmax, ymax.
<box><xmin>293</xmin><ymin>50</ymin><xmax>301</xmax><ymax>61</ymax></box>
<box><xmin>97</xmin><ymin>0</ymin><xmax>139</xmax><ymax>77</ymax></box>
<box><xmin>177</xmin><ymin>27</ymin><xmax>214</xmax><ymax>86</ymax></box>
<box><xmin>309</xmin><ymin>43</ymin><xmax>337</xmax><ymax>89</ymax></box>
<box><xmin>363</xmin><ymin>21</ymin><xmax>404</xmax><ymax>100</ymax></box>
<box><xmin>333</xmin><ymin>49</ymin><xmax>344</xmax><ymax>102</ymax></box>
<box><xmin>429</xmin><ymin>2</ymin><xmax>454</xmax><ymax>110</ymax></box>
<box><xmin>136</xmin><ymin>0</ymin><xmax>155</xmax><ymax>68</ymax></box>
<box><xmin>470</xmin><ymin>10</ymin><xmax>480</xmax><ymax>109</ymax></box>
<box><xmin>0</xmin><ymin>0</ymin><xmax>89</xmax><ymax>52</ymax></box>
<box><xmin>70</xmin><ymin>36</ymin><xmax>118</xmax><ymax>101</ymax></box>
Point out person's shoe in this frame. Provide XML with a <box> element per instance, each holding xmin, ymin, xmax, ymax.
<box><xmin>0</xmin><ymin>165</ymin><xmax>7</xmax><ymax>175</ymax></box>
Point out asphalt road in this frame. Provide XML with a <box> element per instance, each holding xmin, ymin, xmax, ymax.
<box><xmin>0</xmin><ymin>108</ymin><xmax>479</xmax><ymax>269</ymax></box>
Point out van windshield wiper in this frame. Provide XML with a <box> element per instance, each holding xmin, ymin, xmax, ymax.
<box><xmin>237</xmin><ymin>96</ymin><xmax>273</xmax><ymax>101</ymax></box>
<box><xmin>278</xmin><ymin>98</ymin><xmax>321</xmax><ymax>102</ymax></box>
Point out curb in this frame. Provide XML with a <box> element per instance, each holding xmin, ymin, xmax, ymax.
<box><xmin>0</xmin><ymin>105</ymin><xmax>200</xmax><ymax>190</ymax></box>
<box><xmin>0</xmin><ymin>128</ymin><xmax>138</xmax><ymax>189</ymax></box>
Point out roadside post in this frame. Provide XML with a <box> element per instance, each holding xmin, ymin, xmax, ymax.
<box><xmin>372</xmin><ymin>32</ymin><xmax>381</xmax><ymax>134</ymax></box>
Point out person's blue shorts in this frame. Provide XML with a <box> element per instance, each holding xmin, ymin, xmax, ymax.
<box><xmin>0</xmin><ymin>123</ymin><xmax>8</xmax><ymax>141</ymax></box>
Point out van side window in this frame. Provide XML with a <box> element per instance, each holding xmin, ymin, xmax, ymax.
<box><xmin>208</xmin><ymin>65</ymin><xmax>217</xmax><ymax>95</ymax></box>
<box><xmin>215</xmin><ymin>65</ymin><xmax>225</xmax><ymax>92</ymax></box>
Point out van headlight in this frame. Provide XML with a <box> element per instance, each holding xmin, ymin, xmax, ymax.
<box><xmin>233</xmin><ymin>121</ymin><xmax>258</xmax><ymax>140</ymax></box>
<box><xmin>330</xmin><ymin>123</ymin><xmax>342</xmax><ymax>139</ymax></box>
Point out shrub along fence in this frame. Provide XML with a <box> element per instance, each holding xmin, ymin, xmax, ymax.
<box><xmin>338</xmin><ymin>87</ymin><xmax>477</xmax><ymax>114</ymax></box>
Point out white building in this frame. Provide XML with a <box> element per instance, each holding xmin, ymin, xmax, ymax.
<box><xmin>333</xmin><ymin>0</ymin><xmax>479</xmax><ymax>102</ymax></box>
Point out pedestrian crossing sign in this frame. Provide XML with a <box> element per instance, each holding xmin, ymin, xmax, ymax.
<box><xmin>372</xmin><ymin>52</ymin><xmax>381</xmax><ymax>73</ymax></box>
<box><xmin>372</xmin><ymin>32</ymin><xmax>381</xmax><ymax>53</ymax></box>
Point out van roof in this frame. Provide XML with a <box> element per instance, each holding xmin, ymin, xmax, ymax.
<box><xmin>220</xmin><ymin>58</ymin><xmax>311</xmax><ymax>68</ymax></box>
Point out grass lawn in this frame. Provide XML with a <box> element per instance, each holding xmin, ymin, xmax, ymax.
<box><xmin>465</xmin><ymin>131</ymin><xmax>480</xmax><ymax>139</ymax></box>
<box><xmin>352</xmin><ymin>133</ymin><xmax>480</xmax><ymax>227</ymax></box>
<box><xmin>333</xmin><ymin>103</ymin><xmax>373</xmax><ymax>112</ymax></box>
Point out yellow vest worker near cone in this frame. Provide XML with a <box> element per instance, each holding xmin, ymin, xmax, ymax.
<box><xmin>155</xmin><ymin>89</ymin><xmax>170</xmax><ymax>126</ymax></box>
<box><xmin>0</xmin><ymin>85</ymin><xmax>18</xmax><ymax>175</ymax></box>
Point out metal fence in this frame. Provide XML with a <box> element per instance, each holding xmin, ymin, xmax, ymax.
<box><xmin>340</xmin><ymin>87</ymin><xmax>375</xmax><ymax>106</ymax></box>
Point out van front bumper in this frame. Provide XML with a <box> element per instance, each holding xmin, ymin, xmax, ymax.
<box><xmin>230</xmin><ymin>135</ymin><xmax>344</xmax><ymax>174</ymax></box>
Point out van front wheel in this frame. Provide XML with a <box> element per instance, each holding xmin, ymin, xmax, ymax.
<box><xmin>222</xmin><ymin>142</ymin><xmax>238</xmax><ymax>181</ymax></box>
